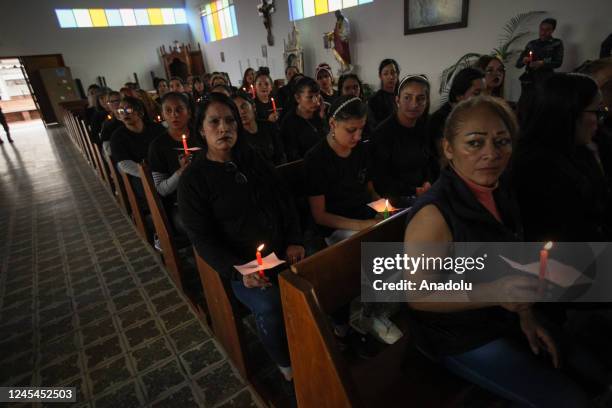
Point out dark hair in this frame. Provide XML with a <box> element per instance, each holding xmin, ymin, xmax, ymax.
<box><xmin>445</xmin><ymin>95</ymin><xmax>518</xmax><ymax>143</ymax></box>
<box><xmin>254</xmin><ymin>71</ymin><xmax>272</xmax><ymax>84</ymax></box>
<box><xmin>475</xmin><ymin>55</ymin><xmax>505</xmax><ymax>97</ymax></box>
<box><xmin>232</xmin><ymin>90</ymin><xmax>255</xmax><ymax>106</ymax></box>
<box><xmin>294</xmin><ymin>77</ymin><xmax>320</xmax><ymax>97</ymax></box>
<box><xmin>242</xmin><ymin>68</ymin><xmax>255</xmax><ymax>86</ymax></box>
<box><xmin>120</xmin><ymin>96</ymin><xmax>147</xmax><ymax>120</ymax></box>
<box><xmin>449</xmin><ymin>67</ymin><xmax>485</xmax><ymax>103</ymax></box>
<box><xmin>107</xmin><ymin>90</ymin><xmax>120</xmax><ymax>100</ymax></box>
<box><xmin>211</xmin><ymin>84</ymin><xmax>232</xmax><ymax>96</ymax></box>
<box><xmin>154</xmin><ymin>78</ymin><xmax>167</xmax><ymax>90</ymax></box>
<box><xmin>521</xmin><ymin>73</ymin><xmax>598</xmax><ymax>154</ymax></box>
<box><xmin>160</xmin><ymin>91</ymin><xmax>191</xmax><ymax>112</ymax></box>
<box><xmin>329</xmin><ymin>95</ymin><xmax>367</xmax><ymax>121</ymax></box>
<box><xmin>87</xmin><ymin>84</ymin><xmax>100</xmax><ymax>92</ymax></box>
<box><xmin>396</xmin><ymin>74</ymin><xmax>431</xmax><ymax>119</ymax></box>
<box><xmin>378</xmin><ymin>58</ymin><xmax>400</xmax><ymax>90</ymax></box>
<box><xmin>169</xmin><ymin>76</ymin><xmax>184</xmax><ymax>85</ymax></box>
<box><xmin>338</xmin><ymin>73</ymin><xmax>364</xmax><ymax>98</ymax></box>
<box><xmin>285</xmin><ymin>65</ymin><xmax>299</xmax><ymax>75</ymax></box>
<box><xmin>541</xmin><ymin>18</ymin><xmax>557</xmax><ymax>30</ymax></box>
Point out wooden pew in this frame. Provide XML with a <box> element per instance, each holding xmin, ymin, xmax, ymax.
<box><xmin>194</xmin><ymin>251</ymin><xmax>250</xmax><ymax>380</ymax></box>
<box><xmin>119</xmin><ymin>169</ymin><xmax>150</xmax><ymax>243</ymax></box>
<box><xmin>106</xmin><ymin>155</ymin><xmax>130</xmax><ymax>215</ymax></box>
<box><xmin>279</xmin><ymin>209</ymin><xmax>467</xmax><ymax>407</ymax></box>
<box><xmin>92</xmin><ymin>142</ymin><xmax>112</xmax><ymax>191</ymax></box>
<box><xmin>78</xmin><ymin>118</ymin><xmax>107</xmax><ymax>183</ymax></box>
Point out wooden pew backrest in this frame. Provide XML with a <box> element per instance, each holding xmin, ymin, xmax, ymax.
<box><xmin>120</xmin><ymin>170</ymin><xmax>149</xmax><ymax>242</ymax></box>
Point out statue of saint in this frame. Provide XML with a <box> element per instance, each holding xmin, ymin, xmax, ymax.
<box><xmin>327</xmin><ymin>11</ymin><xmax>352</xmax><ymax>73</ymax></box>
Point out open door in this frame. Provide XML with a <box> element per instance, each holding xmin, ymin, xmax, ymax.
<box><xmin>19</xmin><ymin>54</ymin><xmax>67</xmax><ymax>124</ymax></box>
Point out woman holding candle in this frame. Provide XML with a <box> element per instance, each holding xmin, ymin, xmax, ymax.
<box><xmin>305</xmin><ymin>95</ymin><xmax>379</xmax><ymax>245</ymax></box>
<box><xmin>253</xmin><ymin>71</ymin><xmax>279</xmax><ymax>124</ymax></box>
<box><xmin>135</xmin><ymin>89</ymin><xmax>162</xmax><ymax>123</ymax></box>
<box><xmin>404</xmin><ymin>95</ymin><xmax>595</xmax><ymax>407</ymax></box>
<box><xmin>315</xmin><ymin>63</ymin><xmax>339</xmax><ymax>107</ymax></box>
<box><xmin>192</xmin><ymin>77</ymin><xmax>206</xmax><ymax>103</ymax></box>
<box><xmin>279</xmin><ymin>77</ymin><xmax>328</xmax><ymax>161</ymax></box>
<box><xmin>178</xmin><ymin>93</ymin><xmax>304</xmax><ymax>385</ymax></box>
<box><xmin>241</xmin><ymin>68</ymin><xmax>255</xmax><ymax>92</ymax></box>
<box><xmin>371</xmin><ymin>74</ymin><xmax>435</xmax><ymax>208</ymax></box>
<box><xmin>147</xmin><ymin>92</ymin><xmax>201</xmax><ymax>235</ymax></box>
<box><xmin>232</xmin><ymin>90</ymin><xmax>286</xmax><ymax>165</ymax></box>
<box><xmin>368</xmin><ymin>59</ymin><xmax>400</xmax><ymax>126</ymax></box>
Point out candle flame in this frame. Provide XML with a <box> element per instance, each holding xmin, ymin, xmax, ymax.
<box><xmin>257</xmin><ymin>244</ymin><xmax>265</xmax><ymax>251</ymax></box>
<box><xmin>543</xmin><ymin>241</ymin><xmax>553</xmax><ymax>250</ymax></box>
<box><xmin>385</xmin><ymin>199</ymin><xmax>389</xmax><ymax>208</ymax></box>
<box><xmin>271</xmin><ymin>97</ymin><xmax>275</xmax><ymax>102</ymax></box>
<box><xmin>181</xmin><ymin>134</ymin><xmax>186</xmax><ymax>140</ymax></box>
<box><xmin>107</xmin><ymin>114</ymin><xmax>111</xmax><ymax>120</ymax></box>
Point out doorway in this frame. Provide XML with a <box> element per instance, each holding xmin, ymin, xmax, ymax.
<box><xmin>0</xmin><ymin>58</ymin><xmax>41</xmax><ymax>126</ymax></box>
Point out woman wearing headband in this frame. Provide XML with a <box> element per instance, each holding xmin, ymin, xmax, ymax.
<box><xmin>304</xmin><ymin>95</ymin><xmax>380</xmax><ymax>245</ymax></box>
<box><xmin>371</xmin><ymin>74</ymin><xmax>434</xmax><ymax>207</ymax></box>
<box><xmin>316</xmin><ymin>63</ymin><xmax>339</xmax><ymax>107</ymax></box>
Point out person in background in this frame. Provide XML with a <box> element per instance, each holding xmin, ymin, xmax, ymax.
<box><xmin>110</xmin><ymin>96</ymin><xmax>165</xmax><ymax>204</ymax></box>
<box><xmin>154</xmin><ymin>78</ymin><xmax>169</xmax><ymax>103</ymax></box>
<box><xmin>169</xmin><ymin>77</ymin><xmax>185</xmax><ymax>93</ymax></box>
<box><xmin>316</xmin><ymin>63</ymin><xmax>339</xmax><ymax>107</ymax></box>
<box><xmin>192</xmin><ymin>77</ymin><xmax>206</xmax><ymax>103</ymax></box>
<box><xmin>475</xmin><ymin>55</ymin><xmax>506</xmax><ymax>98</ymax></box>
<box><xmin>279</xmin><ymin>77</ymin><xmax>328</xmax><ymax>162</ymax></box>
<box><xmin>276</xmin><ymin>68</ymin><xmax>302</xmax><ymax>121</ymax></box>
<box><xmin>368</xmin><ymin>59</ymin><xmax>400</xmax><ymax>126</ymax></box>
<box><xmin>135</xmin><ymin>89</ymin><xmax>161</xmax><ymax>123</ymax></box>
<box><xmin>210</xmin><ymin>72</ymin><xmax>227</xmax><ymax>88</ymax></box>
<box><xmin>90</xmin><ymin>88</ymin><xmax>112</xmax><ymax>145</ymax></box>
<box><xmin>254</xmin><ymin>71</ymin><xmax>279</xmax><ymax>124</ymax></box>
<box><xmin>178</xmin><ymin>93</ymin><xmax>304</xmax><ymax>387</ymax></box>
<box><xmin>337</xmin><ymin>73</ymin><xmax>375</xmax><ymax>141</ymax></box>
<box><xmin>100</xmin><ymin>91</ymin><xmax>123</xmax><ymax>154</ymax></box>
<box><xmin>210</xmin><ymin>84</ymin><xmax>232</xmax><ymax>97</ymax></box>
<box><xmin>241</xmin><ymin>68</ymin><xmax>256</xmax><ymax>92</ymax></box>
<box><xmin>185</xmin><ymin>76</ymin><xmax>195</xmax><ymax>94</ymax></box>
<box><xmin>85</xmin><ymin>84</ymin><xmax>101</xmax><ymax>127</ymax></box>
<box><xmin>232</xmin><ymin>90</ymin><xmax>285</xmax><ymax>165</ymax></box>
<box><xmin>148</xmin><ymin>92</ymin><xmax>199</xmax><ymax>235</ymax></box>
<box><xmin>516</xmin><ymin>18</ymin><xmax>564</xmax><ymax>117</ymax></box>
<box><xmin>285</xmin><ymin>66</ymin><xmax>299</xmax><ymax>84</ymax></box>
<box><xmin>371</xmin><ymin>74</ymin><xmax>433</xmax><ymax>207</ymax></box>
<box><xmin>429</xmin><ymin>68</ymin><xmax>486</xmax><ymax>174</ymax></box>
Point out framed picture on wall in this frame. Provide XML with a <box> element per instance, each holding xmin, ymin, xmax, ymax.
<box><xmin>404</xmin><ymin>0</ymin><xmax>469</xmax><ymax>35</ymax></box>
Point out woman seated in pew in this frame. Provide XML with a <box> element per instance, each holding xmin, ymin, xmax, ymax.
<box><xmin>304</xmin><ymin>95</ymin><xmax>379</xmax><ymax>245</ymax></box>
<box><xmin>475</xmin><ymin>55</ymin><xmax>506</xmax><ymax>98</ymax></box>
<box><xmin>241</xmin><ymin>68</ymin><xmax>255</xmax><ymax>93</ymax></box>
<box><xmin>169</xmin><ymin>77</ymin><xmax>185</xmax><ymax>93</ymax></box>
<box><xmin>429</xmin><ymin>68</ymin><xmax>486</xmax><ymax>176</ymax></box>
<box><xmin>177</xmin><ymin>93</ymin><xmax>305</xmax><ymax>384</ymax></box>
<box><xmin>191</xmin><ymin>77</ymin><xmax>206</xmax><ymax>103</ymax></box>
<box><xmin>110</xmin><ymin>96</ymin><xmax>166</xmax><ymax>204</ymax></box>
<box><xmin>368</xmin><ymin>58</ymin><xmax>400</xmax><ymax>126</ymax></box>
<box><xmin>316</xmin><ymin>63</ymin><xmax>339</xmax><ymax>107</ymax></box>
<box><xmin>232</xmin><ymin>90</ymin><xmax>286</xmax><ymax>165</ymax></box>
<box><xmin>371</xmin><ymin>74</ymin><xmax>434</xmax><ymax>208</ymax></box>
<box><xmin>338</xmin><ymin>73</ymin><xmax>375</xmax><ymax>141</ymax></box>
<box><xmin>90</xmin><ymin>89</ymin><xmax>112</xmax><ymax>146</ymax></box>
<box><xmin>279</xmin><ymin>77</ymin><xmax>328</xmax><ymax>162</ymax></box>
<box><xmin>135</xmin><ymin>89</ymin><xmax>161</xmax><ymax>123</ymax></box>
<box><xmin>404</xmin><ymin>96</ymin><xmax>595</xmax><ymax>407</ymax></box>
<box><xmin>147</xmin><ymin>92</ymin><xmax>201</xmax><ymax>235</ymax></box>
<box><xmin>153</xmin><ymin>78</ymin><xmax>169</xmax><ymax>104</ymax></box>
<box><xmin>100</xmin><ymin>91</ymin><xmax>123</xmax><ymax>156</ymax></box>
<box><xmin>253</xmin><ymin>71</ymin><xmax>279</xmax><ymax>124</ymax></box>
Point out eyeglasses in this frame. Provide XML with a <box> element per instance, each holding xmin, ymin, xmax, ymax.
<box><xmin>116</xmin><ymin>107</ymin><xmax>134</xmax><ymax>115</ymax></box>
<box><xmin>584</xmin><ymin>106</ymin><xmax>610</xmax><ymax>123</ymax></box>
<box><xmin>485</xmin><ymin>68</ymin><xmax>506</xmax><ymax>75</ymax></box>
<box><xmin>224</xmin><ymin>161</ymin><xmax>248</xmax><ymax>184</ymax></box>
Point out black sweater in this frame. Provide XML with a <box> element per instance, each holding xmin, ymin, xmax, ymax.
<box><xmin>371</xmin><ymin>115</ymin><xmax>433</xmax><ymax>203</ymax></box>
<box><xmin>368</xmin><ymin>89</ymin><xmax>396</xmax><ymax>126</ymax></box>
<box><xmin>244</xmin><ymin>120</ymin><xmax>286</xmax><ymax>165</ymax></box>
<box><xmin>177</xmin><ymin>145</ymin><xmax>302</xmax><ymax>280</ymax></box>
<box><xmin>279</xmin><ymin>109</ymin><xmax>328</xmax><ymax>162</ymax></box>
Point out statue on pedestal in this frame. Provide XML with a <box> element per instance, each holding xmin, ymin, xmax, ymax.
<box><xmin>326</xmin><ymin>11</ymin><xmax>353</xmax><ymax>73</ymax></box>
<box><xmin>284</xmin><ymin>23</ymin><xmax>304</xmax><ymax>73</ymax></box>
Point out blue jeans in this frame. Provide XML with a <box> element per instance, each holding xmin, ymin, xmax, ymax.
<box><xmin>442</xmin><ymin>338</ymin><xmax>588</xmax><ymax>408</ymax></box>
<box><xmin>231</xmin><ymin>275</ymin><xmax>290</xmax><ymax>367</ymax></box>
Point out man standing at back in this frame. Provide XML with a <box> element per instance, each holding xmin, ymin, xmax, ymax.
<box><xmin>516</xmin><ymin>18</ymin><xmax>564</xmax><ymax>116</ymax></box>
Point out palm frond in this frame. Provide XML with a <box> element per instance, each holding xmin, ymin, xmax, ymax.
<box><xmin>498</xmin><ymin>11</ymin><xmax>546</xmax><ymax>45</ymax></box>
<box><xmin>439</xmin><ymin>52</ymin><xmax>482</xmax><ymax>94</ymax></box>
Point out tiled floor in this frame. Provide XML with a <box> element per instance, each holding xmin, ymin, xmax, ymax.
<box><xmin>0</xmin><ymin>121</ymin><xmax>264</xmax><ymax>407</ymax></box>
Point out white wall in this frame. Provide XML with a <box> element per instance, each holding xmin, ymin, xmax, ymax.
<box><xmin>188</xmin><ymin>0</ymin><xmax>612</xmax><ymax>107</ymax></box>
<box><xmin>0</xmin><ymin>0</ymin><xmax>192</xmax><ymax>91</ymax></box>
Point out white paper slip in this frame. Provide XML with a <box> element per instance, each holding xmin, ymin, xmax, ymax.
<box><xmin>499</xmin><ymin>255</ymin><xmax>591</xmax><ymax>288</ymax></box>
<box><xmin>234</xmin><ymin>253</ymin><xmax>286</xmax><ymax>276</ymax></box>
<box><xmin>173</xmin><ymin>147</ymin><xmax>202</xmax><ymax>152</ymax></box>
<box><xmin>367</xmin><ymin>199</ymin><xmax>397</xmax><ymax>213</ymax></box>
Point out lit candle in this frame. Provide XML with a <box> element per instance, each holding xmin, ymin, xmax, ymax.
<box><xmin>156</xmin><ymin>115</ymin><xmax>162</xmax><ymax>123</ymax></box>
<box><xmin>107</xmin><ymin>114</ymin><xmax>112</xmax><ymax>120</ymax></box>
<box><xmin>528</xmin><ymin>51</ymin><xmax>534</xmax><ymax>62</ymax></box>
<box><xmin>271</xmin><ymin>97</ymin><xmax>277</xmax><ymax>114</ymax></box>
<box><xmin>181</xmin><ymin>134</ymin><xmax>189</xmax><ymax>156</ymax></box>
<box><xmin>383</xmin><ymin>199</ymin><xmax>390</xmax><ymax>220</ymax></box>
<box><xmin>256</xmin><ymin>244</ymin><xmax>265</xmax><ymax>278</ymax></box>
<box><xmin>250</xmin><ymin>84</ymin><xmax>255</xmax><ymax>99</ymax></box>
<box><xmin>539</xmin><ymin>241</ymin><xmax>553</xmax><ymax>295</ymax></box>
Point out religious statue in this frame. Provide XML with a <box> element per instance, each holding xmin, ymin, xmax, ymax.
<box><xmin>257</xmin><ymin>0</ymin><xmax>276</xmax><ymax>46</ymax></box>
<box><xmin>284</xmin><ymin>23</ymin><xmax>304</xmax><ymax>73</ymax></box>
<box><xmin>325</xmin><ymin>10</ymin><xmax>352</xmax><ymax>73</ymax></box>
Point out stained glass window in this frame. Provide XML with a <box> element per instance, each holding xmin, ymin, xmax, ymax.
<box><xmin>55</xmin><ymin>8</ymin><xmax>188</xmax><ymax>28</ymax></box>
<box><xmin>201</xmin><ymin>0</ymin><xmax>239</xmax><ymax>43</ymax></box>
<box><xmin>288</xmin><ymin>0</ymin><xmax>372</xmax><ymax>21</ymax></box>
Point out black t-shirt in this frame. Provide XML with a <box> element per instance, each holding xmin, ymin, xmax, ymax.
<box><xmin>304</xmin><ymin>138</ymin><xmax>376</xmax><ymax>235</ymax></box>
<box><xmin>371</xmin><ymin>115</ymin><xmax>432</xmax><ymax>201</ymax></box>
<box><xmin>254</xmin><ymin>98</ymin><xmax>275</xmax><ymax>122</ymax></box>
<box><xmin>100</xmin><ymin>118</ymin><xmax>124</xmax><ymax>145</ymax></box>
<box><xmin>244</xmin><ymin>121</ymin><xmax>286</xmax><ymax>165</ymax></box>
<box><xmin>368</xmin><ymin>89</ymin><xmax>396</xmax><ymax>126</ymax></box>
<box><xmin>279</xmin><ymin>109</ymin><xmax>328</xmax><ymax>162</ymax></box>
<box><xmin>90</xmin><ymin>110</ymin><xmax>111</xmax><ymax>145</ymax></box>
<box><xmin>321</xmin><ymin>90</ymin><xmax>339</xmax><ymax>108</ymax></box>
<box><xmin>178</xmin><ymin>145</ymin><xmax>302</xmax><ymax>280</ymax></box>
<box><xmin>110</xmin><ymin>122</ymin><xmax>166</xmax><ymax>163</ymax></box>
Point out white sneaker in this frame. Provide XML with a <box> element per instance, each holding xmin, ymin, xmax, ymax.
<box><xmin>359</xmin><ymin>314</ymin><xmax>403</xmax><ymax>345</ymax></box>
